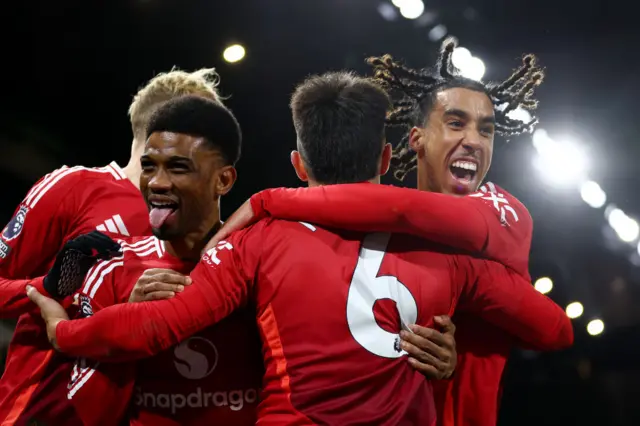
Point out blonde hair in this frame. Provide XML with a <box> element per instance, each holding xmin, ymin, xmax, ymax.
<box><xmin>128</xmin><ymin>67</ymin><xmax>223</xmax><ymax>142</ymax></box>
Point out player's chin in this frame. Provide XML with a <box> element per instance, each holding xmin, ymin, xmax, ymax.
<box><xmin>151</xmin><ymin>223</ymin><xmax>180</xmax><ymax>241</ymax></box>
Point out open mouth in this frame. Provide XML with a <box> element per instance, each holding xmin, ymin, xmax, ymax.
<box><xmin>449</xmin><ymin>160</ymin><xmax>478</xmax><ymax>187</ymax></box>
<box><xmin>149</xmin><ymin>200</ymin><xmax>179</xmax><ymax>229</ymax></box>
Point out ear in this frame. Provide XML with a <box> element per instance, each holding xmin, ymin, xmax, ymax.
<box><xmin>379</xmin><ymin>143</ymin><xmax>392</xmax><ymax>176</ymax></box>
<box><xmin>290</xmin><ymin>150</ymin><xmax>309</xmax><ymax>182</ymax></box>
<box><xmin>215</xmin><ymin>165</ymin><xmax>237</xmax><ymax>196</ymax></box>
<box><xmin>409</xmin><ymin>126</ymin><xmax>426</xmax><ymax>154</ymax></box>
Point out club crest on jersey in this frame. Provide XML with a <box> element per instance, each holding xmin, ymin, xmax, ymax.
<box><xmin>2</xmin><ymin>206</ymin><xmax>28</xmax><ymax>241</ymax></box>
<box><xmin>79</xmin><ymin>294</ymin><xmax>94</xmax><ymax>317</ymax></box>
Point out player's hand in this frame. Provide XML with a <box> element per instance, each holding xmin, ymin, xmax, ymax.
<box><xmin>26</xmin><ymin>285</ymin><xmax>68</xmax><ymax>350</ymax></box>
<box><xmin>400</xmin><ymin>315</ymin><xmax>457</xmax><ymax>380</ymax></box>
<box><xmin>204</xmin><ymin>199</ymin><xmax>257</xmax><ymax>253</ymax></box>
<box><xmin>44</xmin><ymin>231</ymin><xmax>122</xmax><ymax>299</ymax></box>
<box><xmin>128</xmin><ymin>268</ymin><xmax>192</xmax><ymax>302</ymax></box>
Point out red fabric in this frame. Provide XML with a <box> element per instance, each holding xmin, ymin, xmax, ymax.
<box><xmin>67</xmin><ymin>235</ymin><xmax>262</xmax><ymax>426</ymax></box>
<box><xmin>0</xmin><ymin>163</ymin><xmax>150</xmax><ymax>426</ymax></box>
<box><xmin>56</xmin><ymin>215</ymin><xmax>571</xmax><ymax>425</ymax></box>
<box><xmin>248</xmin><ymin>182</ymin><xmax>572</xmax><ymax>426</ymax></box>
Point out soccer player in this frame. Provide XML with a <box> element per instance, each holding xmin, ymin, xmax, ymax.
<box><xmin>207</xmin><ymin>38</ymin><xmax>547</xmax><ymax>426</ymax></box>
<box><xmin>0</xmin><ymin>68</ymin><xmax>222</xmax><ymax>425</ymax></box>
<box><xmin>29</xmin><ymin>71</ymin><xmax>572</xmax><ymax>425</ymax></box>
<box><xmin>66</xmin><ymin>94</ymin><xmax>262</xmax><ymax>425</ymax></box>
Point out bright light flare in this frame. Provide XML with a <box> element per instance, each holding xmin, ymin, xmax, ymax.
<box><xmin>533</xmin><ymin>136</ymin><xmax>588</xmax><ymax>188</ymax></box>
<box><xmin>566</xmin><ymin>302</ymin><xmax>584</xmax><ymax>319</ymax></box>
<box><xmin>451</xmin><ymin>47</ymin><xmax>485</xmax><ymax>81</ymax></box>
<box><xmin>507</xmin><ymin>106</ymin><xmax>532</xmax><ymax>124</ymax></box>
<box><xmin>223</xmin><ymin>44</ymin><xmax>245</xmax><ymax>63</ymax></box>
<box><xmin>587</xmin><ymin>319</ymin><xmax>604</xmax><ymax>336</ymax></box>
<box><xmin>607</xmin><ymin>208</ymin><xmax>639</xmax><ymax>243</ymax></box>
<box><xmin>534</xmin><ymin>277</ymin><xmax>553</xmax><ymax>294</ymax></box>
<box><xmin>398</xmin><ymin>0</ymin><xmax>425</xmax><ymax>19</ymax></box>
<box><xmin>580</xmin><ymin>181</ymin><xmax>607</xmax><ymax>209</ymax></box>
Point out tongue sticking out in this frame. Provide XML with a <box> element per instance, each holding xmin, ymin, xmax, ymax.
<box><xmin>149</xmin><ymin>208</ymin><xmax>174</xmax><ymax>229</ymax></box>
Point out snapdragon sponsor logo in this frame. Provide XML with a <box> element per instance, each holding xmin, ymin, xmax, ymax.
<box><xmin>135</xmin><ymin>386</ymin><xmax>259</xmax><ymax>414</ymax></box>
<box><xmin>134</xmin><ymin>336</ymin><xmax>259</xmax><ymax>414</ymax></box>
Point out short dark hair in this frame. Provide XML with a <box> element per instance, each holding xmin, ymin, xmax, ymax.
<box><xmin>367</xmin><ymin>37</ymin><xmax>544</xmax><ymax>180</ymax></box>
<box><xmin>146</xmin><ymin>95</ymin><xmax>242</xmax><ymax>165</ymax></box>
<box><xmin>290</xmin><ymin>71</ymin><xmax>392</xmax><ymax>184</ymax></box>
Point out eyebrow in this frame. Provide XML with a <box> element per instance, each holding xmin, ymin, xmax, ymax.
<box><xmin>444</xmin><ymin>108</ymin><xmax>495</xmax><ymax>125</ymax></box>
<box><xmin>141</xmin><ymin>154</ymin><xmax>193</xmax><ymax>163</ymax></box>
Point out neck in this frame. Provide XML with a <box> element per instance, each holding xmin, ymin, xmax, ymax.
<box><xmin>165</xmin><ymin>220</ymin><xmax>223</xmax><ymax>262</ymax></box>
<box><xmin>416</xmin><ymin>163</ymin><xmax>430</xmax><ymax>192</ymax></box>
<box><xmin>121</xmin><ymin>139</ymin><xmax>144</xmax><ymax>190</ymax></box>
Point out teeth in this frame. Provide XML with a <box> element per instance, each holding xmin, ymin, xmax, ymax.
<box><xmin>451</xmin><ymin>161</ymin><xmax>478</xmax><ymax>172</ymax></box>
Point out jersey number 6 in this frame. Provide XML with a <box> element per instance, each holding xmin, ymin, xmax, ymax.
<box><xmin>346</xmin><ymin>233</ymin><xmax>418</xmax><ymax>359</ymax></box>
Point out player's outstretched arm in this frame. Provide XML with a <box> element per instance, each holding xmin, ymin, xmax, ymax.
<box><xmin>32</xmin><ymin>225</ymin><xmax>261</xmax><ymax>362</ymax></box>
<box><xmin>237</xmin><ymin>183</ymin><xmax>532</xmax><ymax>274</ymax></box>
<box><xmin>456</xmin><ymin>256</ymin><xmax>573</xmax><ymax>351</ymax></box>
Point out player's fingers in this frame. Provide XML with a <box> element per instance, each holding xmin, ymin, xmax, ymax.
<box><xmin>407</xmin><ymin>357</ymin><xmax>444</xmax><ymax>380</ymax></box>
<box><xmin>144</xmin><ymin>291</ymin><xmax>176</xmax><ymax>301</ymax></box>
<box><xmin>400</xmin><ymin>331</ymin><xmax>449</xmax><ymax>363</ymax></box>
<box><xmin>149</xmin><ymin>271</ymin><xmax>191</xmax><ymax>285</ymax></box>
<box><xmin>26</xmin><ymin>285</ymin><xmax>47</xmax><ymax>307</ymax></box>
<box><xmin>434</xmin><ymin>315</ymin><xmax>456</xmax><ymax>335</ymax></box>
<box><xmin>144</xmin><ymin>282</ymin><xmax>185</xmax><ymax>294</ymax></box>
<box><xmin>408</xmin><ymin>324</ymin><xmax>450</xmax><ymax>348</ymax></box>
<box><xmin>402</xmin><ymin>341</ymin><xmax>447</xmax><ymax>376</ymax></box>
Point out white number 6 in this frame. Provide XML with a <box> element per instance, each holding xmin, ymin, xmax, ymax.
<box><xmin>346</xmin><ymin>233</ymin><xmax>418</xmax><ymax>359</ymax></box>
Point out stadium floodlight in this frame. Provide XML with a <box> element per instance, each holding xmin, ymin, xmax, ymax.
<box><xmin>223</xmin><ymin>44</ymin><xmax>246</xmax><ymax>63</ymax></box>
<box><xmin>506</xmin><ymin>106</ymin><xmax>532</xmax><ymax>124</ymax></box>
<box><xmin>580</xmin><ymin>181</ymin><xmax>607</xmax><ymax>209</ymax></box>
<box><xmin>451</xmin><ymin>47</ymin><xmax>485</xmax><ymax>81</ymax></box>
<box><xmin>566</xmin><ymin>302</ymin><xmax>584</xmax><ymax>319</ymax></box>
<box><xmin>399</xmin><ymin>0</ymin><xmax>425</xmax><ymax>20</ymax></box>
<box><xmin>533</xmin><ymin>135</ymin><xmax>588</xmax><ymax>188</ymax></box>
<box><xmin>534</xmin><ymin>277</ymin><xmax>553</xmax><ymax>294</ymax></box>
<box><xmin>586</xmin><ymin>319</ymin><xmax>604</xmax><ymax>336</ymax></box>
<box><xmin>607</xmin><ymin>207</ymin><xmax>639</xmax><ymax>243</ymax></box>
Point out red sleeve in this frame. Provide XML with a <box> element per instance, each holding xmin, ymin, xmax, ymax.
<box><xmin>67</xmin><ymin>258</ymin><xmax>135</xmax><ymax>426</ymax></box>
<box><xmin>251</xmin><ymin>182</ymin><xmax>532</xmax><ymax>276</ymax></box>
<box><xmin>55</xmin><ymin>222</ymin><xmax>264</xmax><ymax>362</ymax></box>
<box><xmin>454</xmin><ymin>255</ymin><xmax>573</xmax><ymax>350</ymax></box>
<box><xmin>0</xmin><ymin>166</ymin><xmax>86</xmax><ymax>316</ymax></box>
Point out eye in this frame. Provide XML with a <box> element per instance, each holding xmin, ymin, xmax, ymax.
<box><xmin>448</xmin><ymin>120</ymin><xmax>464</xmax><ymax>129</ymax></box>
<box><xmin>169</xmin><ymin>164</ymin><xmax>190</xmax><ymax>173</ymax></box>
<box><xmin>480</xmin><ymin>127</ymin><xmax>495</xmax><ymax>137</ymax></box>
<box><xmin>140</xmin><ymin>161</ymin><xmax>155</xmax><ymax>172</ymax></box>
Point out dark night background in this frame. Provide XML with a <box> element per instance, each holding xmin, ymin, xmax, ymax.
<box><xmin>1</xmin><ymin>0</ymin><xmax>639</xmax><ymax>424</ymax></box>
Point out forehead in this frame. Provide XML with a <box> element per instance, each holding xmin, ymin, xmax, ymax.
<box><xmin>434</xmin><ymin>87</ymin><xmax>494</xmax><ymax>117</ymax></box>
<box><xmin>144</xmin><ymin>132</ymin><xmax>210</xmax><ymax>158</ymax></box>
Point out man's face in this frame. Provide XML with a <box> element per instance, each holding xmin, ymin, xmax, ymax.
<box><xmin>410</xmin><ymin>87</ymin><xmax>495</xmax><ymax>196</ymax></box>
<box><xmin>140</xmin><ymin>132</ymin><xmax>230</xmax><ymax>240</ymax></box>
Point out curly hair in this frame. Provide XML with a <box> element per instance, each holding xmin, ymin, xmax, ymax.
<box><xmin>366</xmin><ymin>37</ymin><xmax>544</xmax><ymax>180</ymax></box>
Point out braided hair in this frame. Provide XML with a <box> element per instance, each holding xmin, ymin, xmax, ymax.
<box><xmin>366</xmin><ymin>37</ymin><xmax>544</xmax><ymax>180</ymax></box>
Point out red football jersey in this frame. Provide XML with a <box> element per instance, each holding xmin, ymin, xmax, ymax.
<box><xmin>54</xmin><ymin>220</ymin><xmax>572</xmax><ymax>425</ymax></box>
<box><xmin>0</xmin><ymin>162</ymin><xmax>151</xmax><ymax>425</ymax></box>
<box><xmin>68</xmin><ymin>235</ymin><xmax>263</xmax><ymax>426</ymax></box>
<box><xmin>244</xmin><ymin>182</ymin><xmax>555</xmax><ymax>426</ymax></box>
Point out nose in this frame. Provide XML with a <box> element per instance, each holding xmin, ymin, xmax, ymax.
<box><xmin>462</xmin><ymin>130</ymin><xmax>484</xmax><ymax>153</ymax></box>
<box><xmin>148</xmin><ymin>169</ymin><xmax>172</xmax><ymax>192</ymax></box>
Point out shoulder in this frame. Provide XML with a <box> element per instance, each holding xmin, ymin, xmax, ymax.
<box><xmin>23</xmin><ymin>163</ymin><xmax>127</xmax><ymax>210</ymax></box>
<box><xmin>468</xmin><ymin>182</ymin><xmax>532</xmax><ymax>229</ymax></box>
